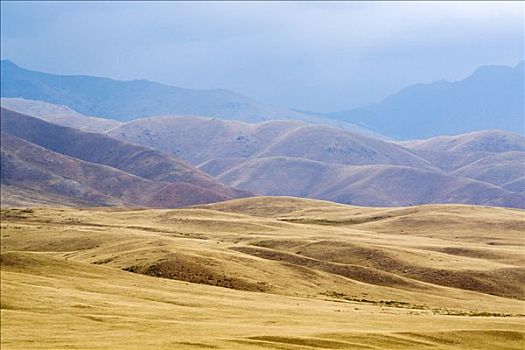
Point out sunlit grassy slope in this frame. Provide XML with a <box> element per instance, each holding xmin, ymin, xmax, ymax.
<box><xmin>1</xmin><ymin>196</ymin><xmax>524</xmax><ymax>349</ymax></box>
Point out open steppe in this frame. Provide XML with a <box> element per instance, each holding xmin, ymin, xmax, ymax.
<box><xmin>1</xmin><ymin>196</ymin><xmax>524</xmax><ymax>349</ymax></box>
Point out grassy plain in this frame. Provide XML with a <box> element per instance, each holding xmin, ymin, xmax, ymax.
<box><xmin>1</xmin><ymin>196</ymin><xmax>524</xmax><ymax>349</ymax></box>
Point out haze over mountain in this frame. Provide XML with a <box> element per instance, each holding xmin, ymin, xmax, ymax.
<box><xmin>323</xmin><ymin>61</ymin><xmax>525</xmax><ymax>139</ymax></box>
<box><xmin>0</xmin><ymin>97</ymin><xmax>121</xmax><ymax>132</ymax></box>
<box><xmin>0</xmin><ymin>60</ymin><xmax>378</xmax><ymax>136</ymax></box>
<box><xmin>0</xmin><ymin>108</ymin><xmax>249</xmax><ymax>207</ymax></box>
<box><xmin>107</xmin><ymin>115</ymin><xmax>525</xmax><ymax>208</ymax></box>
<box><xmin>1</xmin><ymin>59</ymin><xmax>523</xmax><ymax>208</ymax></box>
<box><xmin>2</xmin><ymin>59</ymin><xmax>522</xmax><ymax>140</ymax></box>
<box><xmin>2</xmin><ymin>1</ymin><xmax>523</xmax><ymax>112</ymax></box>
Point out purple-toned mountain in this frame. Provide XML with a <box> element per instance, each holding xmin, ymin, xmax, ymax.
<box><xmin>1</xmin><ymin>108</ymin><xmax>249</xmax><ymax>207</ymax></box>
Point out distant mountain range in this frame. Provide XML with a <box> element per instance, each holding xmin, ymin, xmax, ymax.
<box><xmin>1</xmin><ymin>58</ymin><xmax>524</xmax><ymax>208</ymax></box>
<box><xmin>322</xmin><ymin>61</ymin><xmax>524</xmax><ymax>139</ymax></box>
<box><xmin>5</xmin><ymin>59</ymin><xmax>523</xmax><ymax>140</ymax></box>
<box><xmin>0</xmin><ymin>108</ymin><xmax>249</xmax><ymax>207</ymax></box>
<box><xmin>0</xmin><ymin>60</ymin><xmax>378</xmax><ymax>137</ymax></box>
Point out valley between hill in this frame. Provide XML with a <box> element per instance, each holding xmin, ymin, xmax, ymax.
<box><xmin>1</xmin><ymin>196</ymin><xmax>524</xmax><ymax>349</ymax></box>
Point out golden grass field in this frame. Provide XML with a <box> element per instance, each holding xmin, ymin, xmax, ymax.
<box><xmin>1</xmin><ymin>196</ymin><xmax>524</xmax><ymax>349</ymax></box>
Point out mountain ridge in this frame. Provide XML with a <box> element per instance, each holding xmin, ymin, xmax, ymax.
<box><xmin>0</xmin><ymin>108</ymin><xmax>250</xmax><ymax>207</ymax></box>
<box><xmin>107</xmin><ymin>115</ymin><xmax>439</xmax><ymax>171</ymax></box>
<box><xmin>323</xmin><ymin>61</ymin><xmax>524</xmax><ymax>139</ymax></box>
<box><xmin>0</xmin><ymin>97</ymin><xmax>121</xmax><ymax>132</ymax></box>
<box><xmin>0</xmin><ymin>60</ymin><xmax>379</xmax><ymax>136</ymax></box>
<box><xmin>105</xmin><ymin>114</ymin><xmax>525</xmax><ymax>209</ymax></box>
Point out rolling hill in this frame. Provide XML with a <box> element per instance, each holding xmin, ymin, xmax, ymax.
<box><xmin>0</xmin><ymin>108</ymin><xmax>249</xmax><ymax>207</ymax></box>
<box><xmin>325</xmin><ymin>61</ymin><xmax>524</xmax><ymax>139</ymax></box>
<box><xmin>107</xmin><ymin>116</ymin><xmax>433</xmax><ymax>169</ymax></box>
<box><xmin>107</xmin><ymin>115</ymin><xmax>525</xmax><ymax>208</ymax></box>
<box><xmin>1</xmin><ymin>101</ymin><xmax>523</xmax><ymax>209</ymax></box>
<box><xmin>1</xmin><ymin>197</ymin><xmax>524</xmax><ymax>348</ymax></box>
<box><xmin>451</xmin><ymin>152</ymin><xmax>525</xmax><ymax>188</ymax></box>
<box><xmin>216</xmin><ymin>157</ymin><xmax>525</xmax><ymax>208</ymax></box>
<box><xmin>502</xmin><ymin>177</ymin><xmax>525</xmax><ymax>193</ymax></box>
<box><xmin>0</xmin><ymin>97</ymin><xmax>121</xmax><ymax>132</ymax></box>
<box><xmin>399</xmin><ymin>129</ymin><xmax>525</xmax><ymax>171</ymax></box>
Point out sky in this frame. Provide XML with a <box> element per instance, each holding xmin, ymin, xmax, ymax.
<box><xmin>1</xmin><ymin>1</ymin><xmax>524</xmax><ymax>112</ymax></box>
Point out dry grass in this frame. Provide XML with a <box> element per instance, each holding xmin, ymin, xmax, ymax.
<box><xmin>1</xmin><ymin>196</ymin><xmax>525</xmax><ymax>349</ymax></box>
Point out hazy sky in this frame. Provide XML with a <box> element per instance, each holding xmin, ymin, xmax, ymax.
<box><xmin>1</xmin><ymin>1</ymin><xmax>523</xmax><ymax>111</ymax></box>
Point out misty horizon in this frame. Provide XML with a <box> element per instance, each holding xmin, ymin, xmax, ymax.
<box><xmin>1</xmin><ymin>57</ymin><xmax>523</xmax><ymax>114</ymax></box>
<box><xmin>1</xmin><ymin>1</ymin><xmax>523</xmax><ymax>112</ymax></box>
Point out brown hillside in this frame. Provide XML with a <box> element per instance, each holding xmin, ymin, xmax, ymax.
<box><xmin>0</xmin><ymin>108</ymin><xmax>250</xmax><ymax>207</ymax></box>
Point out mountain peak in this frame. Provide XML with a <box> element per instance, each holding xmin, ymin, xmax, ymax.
<box><xmin>470</xmin><ymin>62</ymin><xmax>516</xmax><ymax>77</ymax></box>
<box><xmin>1</xmin><ymin>59</ymin><xmax>17</xmax><ymax>67</ymax></box>
<box><xmin>325</xmin><ymin>62</ymin><xmax>523</xmax><ymax>139</ymax></box>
